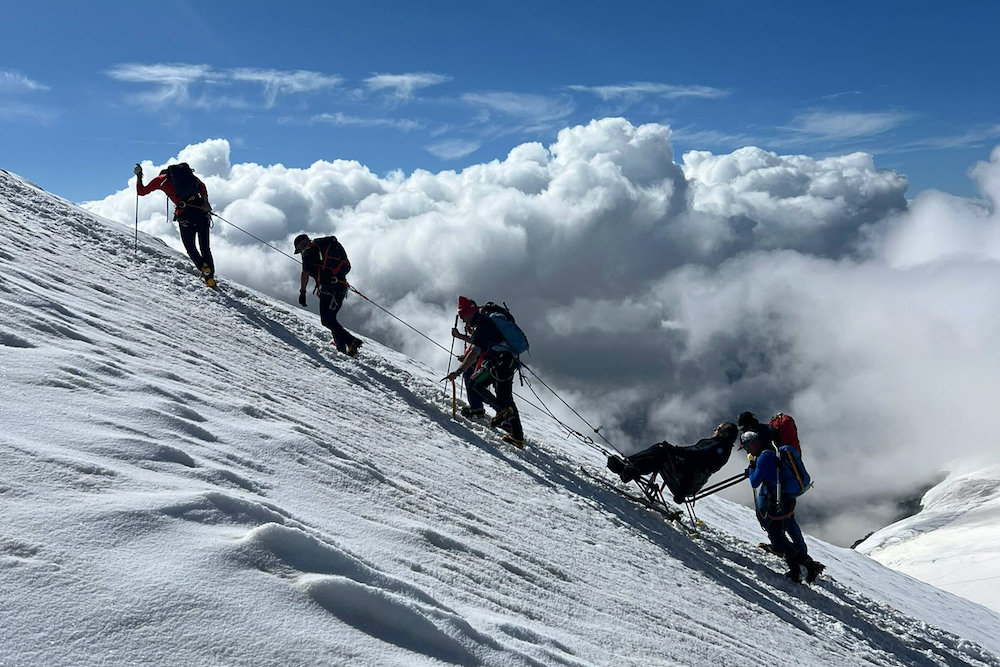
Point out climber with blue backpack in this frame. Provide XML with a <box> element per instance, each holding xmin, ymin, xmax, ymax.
<box><xmin>741</xmin><ymin>430</ymin><xmax>824</xmax><ymax>583</ymax></box>
<box><xmin>445</xmin><ymin>296</ymin><xmax>528</xmax><ymax>448</ymax></box>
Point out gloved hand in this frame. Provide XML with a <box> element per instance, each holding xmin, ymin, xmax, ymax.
<box><xmin>133</xmin><ymin>164</ymin><xmax>143</xmax><ymax>178</ymax></box>
<box><xmin>298</xmin><ymin>290</ymin><xmax>307</xmax><ymax>307</ymax></box>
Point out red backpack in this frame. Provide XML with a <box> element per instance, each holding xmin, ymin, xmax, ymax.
<box><xmin>768</xmin><ymin>413</ymin><xmax>801</xmax><ymax>454</ymax></box>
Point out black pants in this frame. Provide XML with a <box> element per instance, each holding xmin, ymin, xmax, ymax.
<box><xmin>178</xmin><ymin>214</ymin><xmax>214</xmax><ymax>277</ymax></box>
<box><xmin>319</xmin><ymin>285</ymin><xmax>358</xmax><ymax>352</ymax></box>
<box><xmin>466</xmin><ymin>354</ymin><xmax>523</xmax><ymax>439</ymax></box>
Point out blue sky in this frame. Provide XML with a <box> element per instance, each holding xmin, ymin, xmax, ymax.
<box><xmin>2</xmin><ymin>0</ymin><xmax>998</xmax><ymax>202</ymax></box>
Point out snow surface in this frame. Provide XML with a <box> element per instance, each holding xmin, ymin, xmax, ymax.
<box><xmin>858</xmin><ymin>464</ymin><xmax>1000</xmax><ymax>614</ymax></box>
<box><xmin>2</xmin><ymin>166</ymin><xmax>999</xmax><ymax>666</ymax></box>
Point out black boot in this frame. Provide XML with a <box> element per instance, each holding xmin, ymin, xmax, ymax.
<box><xmin>805</xmin><ymin>560</ymin><xmax>825</xmax><ymax>583</ymax></box>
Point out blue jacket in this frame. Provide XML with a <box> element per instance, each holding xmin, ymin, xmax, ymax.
<box><xmin>749</xmin><ymin>449</ymin><xmax>779</xmax><ymax>499</ymax></box>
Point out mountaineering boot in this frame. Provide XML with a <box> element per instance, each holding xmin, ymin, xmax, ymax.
<box><xmin>805</xmin><ymin>560</ymin><xmax>825</xmax><ymax>583</ymax></box>
<box><xmin>201</xmin><ymin>263</ymin><xmax>212</xmax><ymax>277</ymax></box>
<box><xmin>758</xmin><ymin>542</ymin><xmax>785</xmax><ymax>557</ymax></box>
<box><xmin>501</xmin><ymin>434</ymin><xmax>525</xmax><ymax>449</ymax></box>
<box><xmin>607</xmin><ymin>455</ymin><xmax>640</xmax><ymax>484</ymax></box>
<box><xmin>490</xmin><ymin>407</ymin><xmax>514</xmax><ymax>430</ymax></box>
<box><xmin>784</xmin><ymin>564</ymin><xmax>804</xmax><ymax>584</ymax></box>
<box><xmin>785</xmin><ymin>566</ymin><xmax>802</xmax><ymax>584</ymax></box>
<box><xmin>346</xmin><ymin>339</ymin><xmax>363</xmax><ymax>358</ymax></box>
<box><xmin>460</xmin><ymin>406</ymin><xmax>486</xmax><ymax>419</ymax></box>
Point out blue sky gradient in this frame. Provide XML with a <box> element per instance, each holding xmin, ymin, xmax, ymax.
<box><xmin>2</xmin><ymin>0</ymin><xmax>998</xmax><ymax>202</ymax></box>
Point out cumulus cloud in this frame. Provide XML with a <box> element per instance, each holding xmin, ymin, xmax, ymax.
<box><xmin>84</xmin><ymin>120</ymin><xmax>1000</xmax><ymax>547</ymax></box>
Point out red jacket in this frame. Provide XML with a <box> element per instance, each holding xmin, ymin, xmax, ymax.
<box><xmin>137</xmin><ymin>173</ymin><xmax>209</xmax><ymax>207</ymax></box>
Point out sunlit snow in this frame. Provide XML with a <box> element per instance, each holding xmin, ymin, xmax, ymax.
<box><xmin>3</xmin><ymin>167</ymin><xmax>998</xmax><ymax>666</ymax></box>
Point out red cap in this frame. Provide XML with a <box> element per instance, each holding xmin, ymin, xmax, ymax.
<box><xmin>457</xmin><ymin>296</ymin><xmax>477</xmax><ymax>318</ymax></box>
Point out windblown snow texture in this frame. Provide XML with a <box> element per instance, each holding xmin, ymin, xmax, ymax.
<box><xmin>2</xmin><ymin>167</ymin><xmax>999</xmax><ymax>666</ymax></box>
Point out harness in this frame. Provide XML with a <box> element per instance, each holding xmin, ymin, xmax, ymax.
<box><xmin>315</xmin><ymin>243</ymin><xmax>350</xmax><ymax>291</ymax></box>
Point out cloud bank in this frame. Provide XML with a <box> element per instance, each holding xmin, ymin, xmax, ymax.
<box><xmin>83</xmin><ymin>121</ymin><xmax>1000</xmax><ymax>546</ymax></box>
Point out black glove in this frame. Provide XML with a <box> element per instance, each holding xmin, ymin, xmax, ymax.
<box><xmin>298</xmin><ymin>290</ymin><xmax>307</xmax><ymax>307</ymax></box>
<box><xmin>133</xmin><ymin>164</ymin><xmax>143</xmax><ymax>178</ymax></box>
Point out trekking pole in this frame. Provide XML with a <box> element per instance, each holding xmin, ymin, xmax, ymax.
<box><xmin>445</xmin><ymin>314</ymin><xmax>458</xmax><ymax>397</ymax></box>
<box><xmin>134</xmin><ymin>188</ymin><xmax>139</xmax><ymax>255</ymax></box>
<box><xmin>451</xmin><ymin>378</ymin><xmax>457</xmax><ymax>418</ymax></box>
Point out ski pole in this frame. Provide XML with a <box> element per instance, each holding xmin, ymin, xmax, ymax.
<box><xmin>134</xmin><ymin>190</ymin><xmax>139</xmax><ymax>255</ymax></box>
<box><xmin>451</xmin><ymin>378</ymin><xmax>457</xmax><ymax>418</ymax></box>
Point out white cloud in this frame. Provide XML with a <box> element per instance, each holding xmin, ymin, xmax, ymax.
<box><xmin>298</xmin><ymin>112</ymin><xmax>422</xmax><ymax>131</ymax></box>
<box><xmin>107</xmin><ymin>63</ymin><xmax>342</xmax><ymax>110</ymax></box>
<box><xmin>107</xmin><ymin>63</ymin><xmax>218</xmax><ymax>108</ymax></box>
<box><xmin>821</xmin><ymin>90</ymin><xmax>862</xmax><ymax>100</ymax></box>
<box><xmin>230</xmin><ymin>68</ymin><xmax>343</xmax><ymax>107</ymax></box>
<box><xmin>898</xmin><ymin>124</ymin><xmax>1000</xmax><ymax>151</ymax></box>
<box><xmin>568</xmin><ymin>82</ymin><xmax>729</xmax><ymax>101</ymax></box>
<box><xmin>424</xmin><ymin>139</ymin><xmax>481</xmax><ymax>160</ymax></box>
<box><xmin>460</xmin><ymin>92</ymin><xmax>575</xmax><ymax>121</ymax></box>
<box><xmin>363</xmin><ymin>72</ymin><xmax>452</xmax><ymax>102</ymax></box>
<box><xmin>86</xmin><ymin>122</ymin><xmax>1000</xmax><ymax>547</ymax></box>
<box><xmin>786</xmin><ymin>110</ymin><xmax>911</xmax><ymax>140</ymax></box>
<box><xmin>682</xmin><ymin>147</ymin><xmax>908</xmax><ymax>254</ymax></box>
<box><xmin>0</xmin><ymin>70</ymin><xmax>49</xmax><ymax>92</ymax></box>
<box><xmin>0</xmin><ymin>70</ymin><xmax>53</xmax><ymax>123</ymax></box>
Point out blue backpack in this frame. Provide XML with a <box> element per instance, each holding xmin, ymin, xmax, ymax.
<box><xmin>777</xmin><ymin>445</ymin><xmax>812</xmax><ymax>497</ymax></box>
<box><xmin>480</xmin><ymin>302</ymin><xmax>529</xmax><ymax>356</ymax></box>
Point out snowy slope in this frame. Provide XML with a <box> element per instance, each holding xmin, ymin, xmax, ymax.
<box><xmin>2</xmin><ymin>167</ymin><xmax>999</xmax><ymax>667</ymax></box>
<box><xmin>857</xmin><ymin>464</ymin><xmax>1000</xmax><ymax>614</ymax></box>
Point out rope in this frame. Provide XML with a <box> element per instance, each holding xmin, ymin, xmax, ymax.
<box><xmin>210</xmin><ymin>212</ymin><xmax>298</xmax><ymax>262</ymax></box>
<box><xmin>209</xmin><ymin>212</ymin><xmax>450</xmax><ymax>354</ymax></box>
<box><xmin>520</xmin><ymin>363</ymin><xmax>621</xmax><ymax>454</ymax></box>
<box><xmin>517</xmin><ymin>371</ymin><xmax>616</xmax><ymax>457</ymax></box>
<box><xmin>346</xmin><ymin>285</ymin><xmax>450</xmax><ymax>353</ymax></box>
<box><xmin>204</xmin><ymin>211</ymin><xmax>628</xmax><ymax>469</ymax></box>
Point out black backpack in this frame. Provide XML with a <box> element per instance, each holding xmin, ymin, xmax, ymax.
<box><xmin>315</xmin><ymin>236</ymin><xmax>351</xmax><ymax>279</ymax></box>
<box><xmin>166</xmin><ymin>163</ymin><xmax>203</xmax><ymax>206</ymax></box>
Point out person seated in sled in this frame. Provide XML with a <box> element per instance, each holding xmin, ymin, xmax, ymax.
<box><xmin>606</xmin><ymin>422</ymin><xmax>738</xmax><ymax>503</ymax></box>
